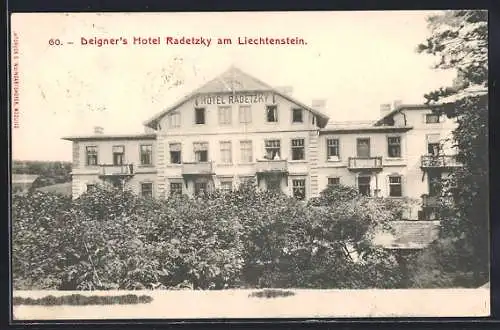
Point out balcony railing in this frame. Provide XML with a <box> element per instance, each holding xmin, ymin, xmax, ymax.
<box><xmin>99</xmin><ymin>164</ymin><xmax>134</xmax><ymax>176</ymax></box>
<box><xmin>421</xmin><ymin>155</ymin><xmax>461</xmax><ymax>169</ymax></box>
<box><xmin>422</xmin><ymin>194</ymin><xmax>440</xmax><ymax>208</ymax></box>
<box><xmin>182</xmin><ymin>162</ymin><xmax>214</xmax><ymax>176</ymax></box>
<box><xmin>256</xmin><ymin>159</ymin><xmax>288</xmax><ymax>173</ymax></box>
<box><xmin>347</xmin><ymin>157</ymin><xmax>383</xmax><ymax>171</ymax></box>
<box><xmin>422</xmin><ymin>194</ymin><xmax>454</xmax><ymax>208</ymax></box>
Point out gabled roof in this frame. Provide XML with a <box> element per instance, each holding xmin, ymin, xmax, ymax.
<box><xmin>373</xmin><ymin>103</ymin><xmax>442</xmax><ymax>126</ymax></box>
<box><xmin>143</xmin><ymin>66</ymin><xmax>330</xmax><ymax>129</ymax></box>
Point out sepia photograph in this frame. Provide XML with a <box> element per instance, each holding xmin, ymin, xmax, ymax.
<box><xmin>10</xmin><ymin>10</ymin><xmax>489</xmax><ymax>320</ymax></box>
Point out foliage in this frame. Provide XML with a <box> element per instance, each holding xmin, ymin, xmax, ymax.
<box><xmin>248</xmin><ymin>289</ymin><xmax>295</xmax><ymax>298</ymax></box>
<box><xmin>13</xmin><ymin>294</ymin><xmax>153</xmax><ymax>306</ymax></box>
<box><xmin>12</xmin><ymin>160</ymin><xmax>72</xmax><ymax>190</ymax></box>
<box><xmin>12</xmin><ymin>160</ymin><xmax>72</xmax><ymax>176</ymax></box>
<box><xmin>12</xmin><ymin>183</ymin><xmax>413</xmax><ymax>290</ymax></box>
<box><xmin>413</xmin><ymin>9</ymin><xmax>489</xmax><ymax>286</ymax></box>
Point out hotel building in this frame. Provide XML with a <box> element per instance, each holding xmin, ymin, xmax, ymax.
<box><xmin>63</xmin><ymin>66</ymin><xmax>459</xmax><ymax>223</ymax></box>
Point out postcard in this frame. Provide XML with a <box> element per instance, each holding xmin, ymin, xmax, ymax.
<box><xmin>10</xmin><ymin>11</ymin><xmax>489</xmax><ymax>320</ymax></box>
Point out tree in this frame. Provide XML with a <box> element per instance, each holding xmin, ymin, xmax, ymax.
<box><xmin>416</xmin><ymin>10</ymin><xmax>488</xmax><ymax>286</ymax></box>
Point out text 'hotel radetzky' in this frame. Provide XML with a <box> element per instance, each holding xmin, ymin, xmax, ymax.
<box><xmin>63</xmin><ymin>66</ymin><xmax>459</xmax><ymax>223</ymax></box>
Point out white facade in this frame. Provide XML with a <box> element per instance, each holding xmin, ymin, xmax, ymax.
<box><xmin>63</xmin><ymin>67</ymin><xmax>459</xmax><ymax>221</ymax></box>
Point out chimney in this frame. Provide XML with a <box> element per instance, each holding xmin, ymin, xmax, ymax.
<box><xmin>94</xmin><ymin>126</ymin><xmax>104</xmax><ymax>135</ymax></box>
<box><xmin>380</xmin><ymin>103</ymin><xmax>391</xmax><ymax>117</ymax></box>
<box><xmin>312</xmin><ymin>99</ymin><xmax>327</xmax><ymax>111</ymax></box>
<box><xmin>393</xmin><ymin>100</ymin><xmax>403</xmax><ymax>109</ymax></box>
<box><xmin>275</xmin><ymin>86</ymin><xmax>293</xmax><ymax>96</ymax></box>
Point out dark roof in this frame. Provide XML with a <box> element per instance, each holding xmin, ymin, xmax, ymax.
<box><xmin>143</xmin><ymin>66</ymin><xmax>330</xmax><ymax>129</ymax></box>
<box><xmin>320</xmin><ymin>121</ymin><xmax>413</xmax><ymax>134</ymax></box>
<box><xmin>62</xmin><ymin>133</ymin><xmax>156</xmax><ymax>141</ymax></box>
<box><xmin>373</xmin><ymin>103</ymin><xmax>442</xmax><ymax>126</ymax></box>
<box><xmin>375</xmin><ymin>220</ymin><xmax>440</xmax><ymax>250</ymax></box>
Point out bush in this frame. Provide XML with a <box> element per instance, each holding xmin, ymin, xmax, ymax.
<box><xmin>13</xmin><ymin>294</ymin><xmax>153</xmax><ymax>306</ymax></box>
<box><xmin>12</xmin><ymin>183</ymin><xmax>412</xmax><ymax>290</ymax></box>
<box><xmin>407</xmin><ymin>237</ymin><xmax>486</xmax><ymax>288</ymax></box>
<box><xmin>248</xmin><ymin>289</ymin><xmax>295</xmax><ymax>298</ymax></box>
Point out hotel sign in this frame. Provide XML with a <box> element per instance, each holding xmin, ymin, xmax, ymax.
<box><xmin>196</xmin><ymin>92</ymin><xmax>271</xmax><ymax>106</ymax></box>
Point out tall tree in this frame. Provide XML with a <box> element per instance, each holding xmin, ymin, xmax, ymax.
<box><xmin>416</xmin><ymin>10</ymin><xmax>488</xmax><ymax>285</ymax></box>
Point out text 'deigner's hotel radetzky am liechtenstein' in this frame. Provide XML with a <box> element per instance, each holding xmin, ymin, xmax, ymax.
<box><xmin>63</xmin><ymin>66</ymin><xmax>459</xmax><ymax>248</ymax></box>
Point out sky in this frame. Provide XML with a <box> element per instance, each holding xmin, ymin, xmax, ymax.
<box><xmin>11</xmin><ymin>11</ymin><xmax>457</xmax><ymax>161</ymax></box>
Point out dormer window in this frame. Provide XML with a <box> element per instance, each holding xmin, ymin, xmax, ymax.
<box><xmin>292</xmin><ymin>108</ymin><xmax>303</xmax><ymax>123</ymax></box>
<box><xmin>266</xmin><ymin>105</ymin><xmax>278</xmax><ymax>122</ymax></box>
<box><xmin>195</xmin><ymin>107</ymin><xmax>206</xmax><ymax>124</ymax></box>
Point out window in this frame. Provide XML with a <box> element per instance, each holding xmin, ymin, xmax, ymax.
<box><xmin>239</xmin><ymin>106</ymin><xmax>252</xmax><ymax>124</ymax></box>
<box><xmin>140</xmin><ymin>145</ymin><xmax>153</xmax><ymax>165</ymax></box>
<box><xmin>218</xmin><ymin>106</ymin><xmax>232</xmax><ymax>125</ymax></box>
<box><xmin>170</xmin><ymin>182</ymin><xmax>182</xmax><ymax>196</ymax></box>
<box><xmin>389</xmin><ymin>176</ymin><xmax>402</xmax><ymax>197</ymax></box>
<box><xmin>169</xmin><ymin>143</ymin><xmax>182</xmax><ymax>164</ymax></box>
<box><xmin>220</xmin><ymin>180</ymin><xmax>233</xmax><ymax>193</ymax></box>
<box><xmin>86</xmin><ymin>146</ymin><xmax>98</xmax><ymax>166</ymax></box>
<box><xmin>426</xmin><ymin>113</ymin><xmax>440</xmax><ymax>123</ymax></box>
<box><xmin>291</xmin><ymin>138</ymin><xmax>305</xmax><ymax>160</ymax></box>
<box><xmin>141</xmin><ymin>183</ymin><xmax>153</xmax><ymax>198</ymax></box>
<box><xmin>327</xmin><ymin>138</ymin><xmax>340</xmax><ymax>160</ymax></box>
<box><xmin>195</xmin><ymin>107</ymin><xmax>206</xmax><ymax>124</ymax></box>
<box><xmin>428</xmin><ymin>143</ymin><xmax>440</xmax><ymax>155</ymax></box>
<box><xmin>328</xmin><ymin>177</ymin><xmax>340</xmax><ymax>185</ymax></box>
<box><xmin>168</xmin><ymin>111</ymin><xmax>181</xmax><ymax>128</ymax></box>
<box><xmin>266</xmin><ymin>105</ymin><xmax>278</xmax><ymax>122</ymax></box>
<box><xmin>194</xmin><ymin>142</ymin><xmax>208</xmax><ymax>162</ymax></box>
<box><xmin>426</xmin><ymin>134</ymin><xmax>441</xmax><ymax>155</ymax></box>
<box><xmin>240</xmin><ymin>140</ymin><xmax>253</xmax><ymax>163</ymax></box>
<box><xmin>265</xmin><ymin>140</ymin><xmax>281</xmax><ymax>160</ymax></box>
<box><xmin>292</xmin><ymin>108</ymin><xmax>303</xmax><ymax>123</ymax></box>
<box><xmin>86</xmin><ymin>184</ymin><xmax>96</xmax><ymax>192</ymax></box>
<box><xmin>358</xmin><ymin>175</ymin><xmax>371</xmax><ymax>196</ymax></box>
<box><xmin>195</xmin><ymin>182</ymin><xmax>207</xmax><ymax>196</ymax></box>
<box><xmin>220</xmin><ymin>141</ymin><xmax>232</xmax><ymax>164</ymax></box>
<box><xmin>112</xmin><ymin>146</ymin><xmax>125</xmax><ymax>165</ymax></box>
<box><xmin>357</xmin><ymin>138</ymin><xmax>370</xmax><ymax>158</ymax></box>
<box><xmin>387</xmin><ymin>136</ymin><xmax>401</xmax><ymax>158</ymax></box>
<box><xmin>292</xmin><ymin>179</ymin><xmax>306</xmax><ymax>200</ymax></box>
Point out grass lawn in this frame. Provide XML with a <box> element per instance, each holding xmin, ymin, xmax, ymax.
<box><xmin>12</xmin><ymin>288</ymin><xmax>490</xmax><ymax>320</ymax></box>
<box><xmin>35</xmin><ymin>182</ymin><xmax>72</xmax><ymax>196</ymax></box>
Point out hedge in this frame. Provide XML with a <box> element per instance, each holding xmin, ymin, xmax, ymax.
<box><xmin>12</xmin><ymin>182</ymin><xmax>411</xmax><ymax>290</ymax></box>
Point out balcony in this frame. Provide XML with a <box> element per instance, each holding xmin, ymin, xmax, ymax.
<box><xmin>99</xmin><ymin>164</ymin><xmax>134</xmax><ymax>177</ymax></box>
<box><xmin>182</xmin><ymin>162</ymin><xmax>214</xmax><ymax>176</ymax></box>
<box><xmin>421</xmin><ymin>155</ymin><xmax>461</xmax><ymax>169</ymax></box>
<box><xmin>422</xmin><ymin>194</ymin><xmax>454</xmax><ymax>208</ymax></box>
<box><xmin>422</xmin><ymin>194</ymin><xmax>440</xmax><ymax>208</ymax></box>
<box><xmin>256</xmin><ymin>159</ymin><xmax>288</xmax><ymax>174</ymax></box>
<box><xmin>347</xmin><ymin>157</ymin><xmax>383</xmax><ymax>171</ymax></box>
